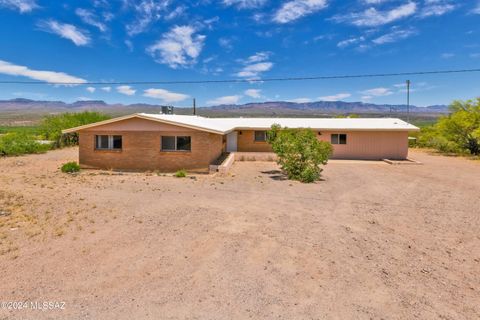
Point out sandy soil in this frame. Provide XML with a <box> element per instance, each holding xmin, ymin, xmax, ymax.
<box><xmin>0</xmin><ymin>147</ymin><xmax>479</xmax><ymax>319</ymax></box>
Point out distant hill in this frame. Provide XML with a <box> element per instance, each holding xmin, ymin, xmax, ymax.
<box><xmin>0</xmin><ymin>98</ymin><xmax>449</xmax><ymax>125</ymax></box>
<box><xmin>206</xmin><ymin>101</ymin><xmax>449</xmax><ymax>115</ymax></box>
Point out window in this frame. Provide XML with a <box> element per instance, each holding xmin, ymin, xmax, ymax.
<box><xmin>161</xmin><ymin>136</ymin><xmax>191</xmax><ymax>151</ymax></box>
<box><xmin>254</xmin><ymin>131</ymin><xmax>267</xmax><ymax>142</ymax></box>
<box><xmin>161</xmin><ymin>136</ymin><xmax>176</xmax><ymax>151</ymax></box>
<box><xmin>95</xmin><ymin>135</ymin><xmax>122</xmax><ymax>150</ymax></box>
<box><xmin>331</xmin><ymin>134</ymin><xmax>347</xmax><ymax>145</ymax></box>
<box><xmin>112</xmin><ymin>135</ymin><xmax>122</xmax><ymax>149</ymax></box>
<box><xmin>176</xmin><ymin>136</ymin><xmax>191</xmax><ymax>151</ymax></box>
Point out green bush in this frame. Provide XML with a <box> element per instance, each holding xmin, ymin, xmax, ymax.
<box><xmin>415</xmin><ymin>99</ymin><xmax>480</xmax><ymax>155</ymax></box>
<box><xmin>0</xmin><ymin>132</ymin><xmax>51</xmax><ymax>156</ymax></box>
<box><xmin>61</xmin><ymin>161</ymin><xmax>80</xmax><ymax>173</ymax></box>
<box><xmin>174</xmin><ymin>169</ymin><xmax>187</xmax><ymax>178</ymax></box>
<box><xmin>40</xmin><ymin>111</ymin><xmax>110</xmax><ymax>148</ymax></box>
<box><xmin>267</xmin><ymin>125</ymin><xmax>333</xmax><ymax>183</ymax></box>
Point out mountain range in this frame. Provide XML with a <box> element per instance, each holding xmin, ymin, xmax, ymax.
<box><xmin>0</xmin><ymin>98</ymin><xmax>449</xmax><ymax>124</ymax></box>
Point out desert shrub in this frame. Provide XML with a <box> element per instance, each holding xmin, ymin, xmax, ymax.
<box><xmin>0</xmin><ymin>132</ymin><xmax>51</xmax><ymax>156</ymax></box>
<box><xmin>174</xmin><ymin>169</ymin><xmax>187</xmax><ymax>178</ymax></box>
<box><xmin>61</xmin><ymin>161</ymin><xmax>80</xmax><ymax>173</ymax></box>
<box><xmin>436</xmin><ymin>99</ymin><xmax>480</xmax><ymax>155</ymax></box>
<box><xmin>0</xmin><ymin>126</ymin><xmax>41</xmax><ymax>135</ymax></box>
<box><xmin>415</xmin><ymin>99</ymin><xmax>480</xmax><ymax>155</ymax></box>
<box><xmin>40</xmin><ymin>111</ymin><xmax>110</xmax><ymax>148</ymax></box>
<box><xmin>267</xmin><ymin>124</ymin><xmax>333</xmax><ymax>183</ymax></box>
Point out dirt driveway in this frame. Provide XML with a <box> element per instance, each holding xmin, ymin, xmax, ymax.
<box><xmin>0</xmin><ymin>148</ymin><xmax>479</xmax><ymax>319</ymax></box>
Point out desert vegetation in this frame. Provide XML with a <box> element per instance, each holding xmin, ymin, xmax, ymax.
<box><xmin>0</xmin><ymin>132</ymin><xmax>51</xmax><ymax>156</ymax></box>
<box><xmin>0</xmin><ymin>111</ymin><xmax>109</xmax><ymax>157</ymax></box>
<box><xmin>267</xmin><ymin>124</ymin><xmax>333</xmax><ymax>183</ymax></box>
<box><xmin>41</xmin><ymin>111</ymin><xmax>110</xmax><ymax>147</ymax></box>
<box><xmin>413</xmin><ymin>98</ymin><xmax>480</xmax><ymax>156</ymax></box>
<box><xmin>174</xmin><ymin>169</ymin><xmax>187</xmax><ymax>178</ymax></box>
<box><xmin>61</xmin><ymin>161</ymin><xmax>81</xmax><ymax>173</ymax></box>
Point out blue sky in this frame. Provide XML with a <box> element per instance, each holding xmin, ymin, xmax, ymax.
<box><xmin>0</xmin><ymin>0</ymin><xmax>479</xmax><ymax>107</ymax></box>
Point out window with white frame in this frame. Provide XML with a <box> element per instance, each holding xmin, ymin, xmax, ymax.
<box><xmin>331</xmin><ymin>133</ymin><xmax>347</xmax><ymax>145</ymax></box>
<box><xmin>161</xmin><ymin>136</ymin><xmax>191</xmax><ymax>151</ymax></box>
<box><xmin>95</xmin><ymin>135</ymin><xmax>122</xmax><ymax>150</ymax></box>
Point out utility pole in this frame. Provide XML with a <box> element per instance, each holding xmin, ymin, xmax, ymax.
<box><xmin>193</xmin><ymin>98</ymin><xmax>196</xmax><ymax>115</ymax></box>
<box><xmin>406</xmin><ymin>80</ymin><xmax>411</xmax><ymax>122</ymax></box>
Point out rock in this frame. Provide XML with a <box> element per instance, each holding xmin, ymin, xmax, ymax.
<box><xmin>0</xmin><ymin>209</ymin><xmax>11</xmax><ymax>216</ymax></box>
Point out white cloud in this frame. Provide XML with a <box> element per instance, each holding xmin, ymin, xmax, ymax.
<box><xmin>143</xmin><ymin>88</ymin><xmax>189</xmax><ymax>103</ymax></box>
<box><xmin>116</xmin><ymin>85</ymin><xmax>136</xmax><ymax>96</ymax></box>
<box><xmin>245</xmin><ymin>51</ymin><xmax>271</xmax><ymax>63</ymax></box>
<box><xmin>236</xmin><ymin>62</ymin><xmax>273</xmax><ymax>77</ymax></box>
<box><xmin>75</xmin><ymin>8</ymin><xmax>107</xmax><ymax>32</ymax></box>
<box><xmin>218</xmin><ymin>37</ymin><xmax>234</xmax><ymax>51</ymax></box>
<box><xmin>236</xmin><ymin>52</ymin><xmax>273</xmax><ymax>78</ymax></box>
<box><xmin>101</xmin><ymin>86</ymin><xmax>111</xmax><ymax>92</ymax></box>
<box><xmin>420</xmin><ymin>0</ymin><xmax>456</xmax><ymax>18</ymax></box>
<box><xmin>288</xmin><ymin>98</ymin><xmax>312</xmax><ymax>103</ymax></box>
<box><xmin>76</xmin><ymin>96</ymin><xmax>93</xmax><ymax>101</ymax></box>
<box><xmin>165</xmin><ymin>5</ymin><xmax>187</xmax><ymax>20</ymax></box>
<box><xmin>333</xmin><ymin>2</ymin><xmax>416</xmax><ymax>27</ymax></box>
<box><xmin>473</xmin><ymin>2</ymin><xmax>480</xmax><ymax>14</ymax></box>
<box><xmin>273</xmin><ymin>0</ymin><xmax>328</xmax><ymax>24</ymax></box>
<box><xmin>0</xmin><ymin>60</ymin><xmax>86</xmax><ymax>85</ymax></box>
<box><xmin>0</xmin><ymin>0</ymin><xmax>38</xmax><ymax>13</ymax></box>
<box><xmin>318</xmin><ymin>93</ymin><xmax>351</xmax><ymax>101</ymax></box>
<box><xmin>207</xmin><ymin>95</ymin><xmax>242</xmax><ymax>105</ymax></box>
<box><xmin>372</xmin><ymin>28</ymin><xmax>416</xmax><ymax>45</ymax></box>
<box><xmin>245</xmin><ymin>89</ymin><xmax>262</xmax><ymax>98</ymax></box>
<box><xmin>362</xmin><ymin>0</ymin><xmax>390</xmax><ymax>4</ymax></box>
<box><xmin>86</xmin><ymin>86</ymin><xmax>96</xmax><ymax>93</ymax></box>
<box><xmin>360</xmin><ymin>87</ymin><xmax>393</xmax><ymax>96</ymax></box>
<box><xmin>223</xmin><ymin>0</ymin><xmax>268</xmax><ymax>9</ymax></box>
<box><xmin>125</xmin><ymin>0</ymin><xmax>171</xmax><ymax>36</ymax></box>
<box><xmin>441</xmin><ymin>53</ymin><xmax>455</xmax><ymax>59</ymax></box>
<box><xmin>147</xmin><ymin>25</ymin><xmax>206</xmax><ymax>69</ymax></box>
<box><xmin>37</xmin><ymin>20</ymin><xmax>90</xmax><ymax>46</ymax></box>
<box><xmin>337</xmin><ymin>36</ymin><xmax>365</xmax><ymax>48</ymax></box>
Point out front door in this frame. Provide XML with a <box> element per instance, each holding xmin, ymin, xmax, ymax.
<box><xmin>226</xmin><ymin>131</ymin><xmax>238</xmax><ymax>152</ymax></box>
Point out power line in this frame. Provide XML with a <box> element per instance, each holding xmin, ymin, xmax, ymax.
<box><xmin>0</xmin><ymin>68</ymin><xmax>479</xmax><ymax>85</ymax></box>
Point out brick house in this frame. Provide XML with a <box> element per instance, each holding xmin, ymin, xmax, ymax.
<box><xmin>62</xmin><ymin>113</ymin><xmax>419</xmax><ymax>171</ymax></box>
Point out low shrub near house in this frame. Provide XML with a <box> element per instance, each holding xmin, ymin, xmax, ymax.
<box><xmin>61</xmin><ymin>161</ymin><xmax>80</xmax><ymax>173</ymax></box>
<box><xmin>267</xmin><ymin>124</ymin><xmax>333</xmax><ymax>183</ymax></box>
<box><xmin>174</xmin><ymin>169</ymin><xmax>187</xmax><ymax>178</ymax></box>
<box><xmin>0</xmin><ymin>132</ymin><xmax>51</xmax><ymax>156</ymax></box>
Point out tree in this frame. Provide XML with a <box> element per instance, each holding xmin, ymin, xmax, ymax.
<box><xmin>436</xmin><ymin>99</ymin><xmax>480</xmax><ymax>155</ymax></box>
<box><xmin>267</xmin><ymin>124</ymin><xmax>333</xmax><ymax>183</ymax></box>
<box><xmin>40</xmin><ymin>111</ymin><xmax>110</xmax><ymax>147</ymax></box>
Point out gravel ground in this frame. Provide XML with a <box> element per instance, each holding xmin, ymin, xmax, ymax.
<box><xmin>0</xmin><ymin>147</ymin><xmax>479</xmax><ymax>319</ymax></box>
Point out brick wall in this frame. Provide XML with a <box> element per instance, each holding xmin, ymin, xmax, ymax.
<box><xmin>237</xmin><ymin>130</ymin><xmax>273</xmax><ymax>152</ymax></box>
<box><xmin>236</xmin><ymin>129</ymin><xmax>409</xmax><ymax>159</ymax></box>
<box><xmin>79</xmin><ymin>129</ymin><xmax>224</xmax><ymax>172</ymax></box>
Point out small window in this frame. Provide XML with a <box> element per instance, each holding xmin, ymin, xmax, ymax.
<box><xmin>254</xmin><ymin>131</ymin><xmax>267</xmax><ymax>142</ymax></box>
<box><xmin>176</xmin><ymin>136</ymin><xmax>191</xmax><ymax>151</ymax></box>
<box><xmin>112</xmin><ymin>135</ymin><xmax>122</xmax><ymax>149</ymax></box>
<box><xmin>331</xmin><ymin>134</ymin><xmax>347</xmax><ymax>145</ymax></box>
<box><xmin>95</xmin><ymin>135</ymin><xmax>122</xmax><ymax>150</ymax></box>
<box><xmin>161</xmin><ymin>136</ymin><xmax>176</xmax><ymax>151</ymax></box>
<box><xmin>161</xmin><ymin>136</ymin><xmax>191</xmax><ymax>151</ymax></box>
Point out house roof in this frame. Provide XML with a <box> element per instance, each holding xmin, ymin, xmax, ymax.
<box><xmin>62</xmin><ymin>113</ymin><xmax>420</xmax><ymax>134</ymax></box>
